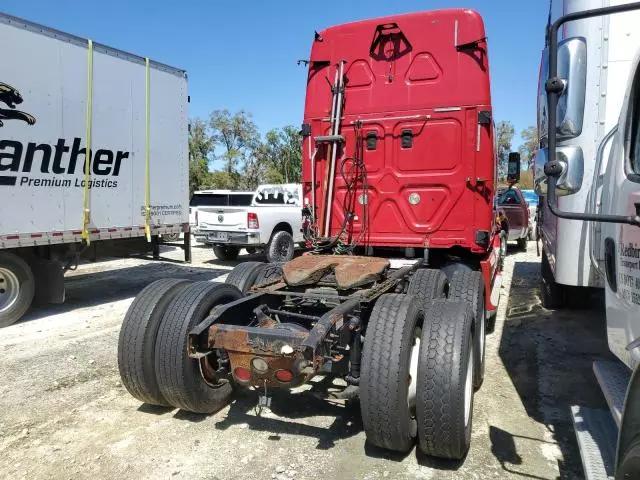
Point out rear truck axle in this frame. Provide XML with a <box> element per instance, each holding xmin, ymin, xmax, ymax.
<box><xmin>187</xmin><ymin>256</ymin><xmax>422</xmax><ymax>389</ymax></box>
<box><xmin>120</xmin><ymin>252</ymin><xmax>498</xmax><ymax>460</ymax></box>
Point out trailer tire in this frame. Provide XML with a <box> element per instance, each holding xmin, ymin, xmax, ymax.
<box><xmin>266</xmin><ymin>230</ymin><xmax>295</xmax><ymax>263</ymax></box>
<box><xmin>213</xmin><ymin>245</ymin><xmax>240</xmax><ymax>261</ymax></box>
<box><xmin>417</xmin><ymin>300</ymin><xmax>474</xmax><ymax>460</ymax></box>
<box><xmin>448</xmin><ymin>270</ymin><xmax>485</xmax><ymax>390</ymax></box>
<box><xmin>407</xmin><ymin>269</ymin><xmax>448</xmax><ymax>306</ymax></box>
<box><xmin>155</xmin><ymin>282</ymin><xmax>243</xmax><ymax>413</ymax></box>
<box><xmin>225</xmin><ymin>261</ymin><xmax>266</xmax><ymax>294</ymax></box>
<box><xmin>253</xmin><ymin>262</ymin><xmax>284</xmax><ymax>287</ymax></box>
<box><xmin>360</xmin><ymin>293</ymin><xmax>423</xmax><ymax>453</ymax></box>
<box><xmin>0</xmin><ymin>252</ymin><xmax>35</xmax><ymax>328</ymax></box>
<box><xmin>117</xmin><ymin>278</ymin><xmax>190</xmax><ymax>406</ymax></box>
<box><xmin>540</xmin><ymin>250</ymin><xmax>566</xmax><ymax>309</ymax></box>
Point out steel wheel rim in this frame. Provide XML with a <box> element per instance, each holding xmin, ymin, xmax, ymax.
<box><xmin>464</xmin><ymin>342</ymin><xmax>474</xmax><ymax>427</ymax></box>
<box><xmin>0</xmin><ymin>267</ymin><xmax>20</xmax><ymax>314</ymax></box>
<box><xmin>277</xmin><ymin>237</ymin><xmax>292</xmax><ymax>260</ymax></box>
<box><xmin>407</xmin><ymin>328</ymin><xmax>420</xmax><ymax>410</ymax></box>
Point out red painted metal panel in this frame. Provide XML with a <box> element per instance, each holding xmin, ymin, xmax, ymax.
<box><xmin>303</xmin><ymin>9</ymin><xmax>496</xmax><ymax>252</ymax></box>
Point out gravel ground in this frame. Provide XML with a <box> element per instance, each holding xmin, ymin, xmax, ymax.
<box><xmin>0</xmin><ymin>240</ymin><xmax>611</xmax><ymax>479</ymax></box>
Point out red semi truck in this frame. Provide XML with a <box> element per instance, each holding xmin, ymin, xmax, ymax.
<box><xmin>118</xmin><ymin>9</ymin><xmax>510</xmax><ymax>460</ymax></box>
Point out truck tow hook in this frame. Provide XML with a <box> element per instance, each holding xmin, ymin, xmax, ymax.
<box><xmin>256</xmin><ymin>380</ymin><xmax>272</xmax><ymax>415</ymax></box>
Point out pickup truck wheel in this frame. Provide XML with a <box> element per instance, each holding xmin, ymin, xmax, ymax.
<box><xmin>417</xmin><ymin>300</ymin><xmax>474</xmax><ymax>460</ymax></box>
<box><xmin>245</xmin><ymin>247</ymin><xmax>257</xmax><ymax>255</ymax></box>
<box><xmin>407</xmin><ymin>269</ymin><xmax>448</xmax><ymax>306</ymax></box>
<box><xmin>540</xmin><ymin>250</ymin><xmax>566</xmax><ymax>309</ymax></box>
<box><xmin>225</xmin><ymin>261</ymin><xmax>265</xmax><ymax>294</ymax></box>
<box><xmin>0</xmin><ymin>252</ymin><xmax>35</xmax><ymax>328</ymax></box>
<box><xmin>361</xmin><ymin>293</ymin><xmax>423</xmax><ymax>453</ymax></box>
<box><xmin>117</xmin><ymin>278</ymin><xmax>190</xmax><ymax>406</ymax></box>
<box><xmin>266</xmin><ymin>231</ymin><xmax>295</xmax><ymax>263</ymax></box>
<box><xmin>155</xmin><ymin>282</ymin><xmax>242</xmax><ymax>413</ymax></box>
<box><xmin>517</xmin><ymin>237</ymin><xmax>528</xmax><ymax>251</ymax></box>
<box><xmin>213</xmin><ymin>245</ymin><xmax>240</xmax><ymax>261</ymax></box>
<box><xmin>448</xmin><ymin>270</ymin><xmax>485</xmax><ymax>390</ymax></box>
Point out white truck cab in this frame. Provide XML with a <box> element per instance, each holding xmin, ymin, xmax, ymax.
<box><xmin>537</xmin><ymin>2</ymin><xmax>640</xmax><ymax>477</ymax></box>
<box><xmin>536</xmin><ymin>0</ymin><xmax>640</xmax><ymax>308</ymax></box>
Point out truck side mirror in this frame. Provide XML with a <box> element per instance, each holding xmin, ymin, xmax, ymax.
<box><xmin>534</xmin><ymin>146</ymin><xmax>584</xmax><ymax>196</ymax></box>
<box><xmin>507</xmin><ymin>152</ymin><xmax>521</xmax><ymax>184</ymax></box>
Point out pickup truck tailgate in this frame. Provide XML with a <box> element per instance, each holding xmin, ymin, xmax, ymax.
<box><xmin>199</xmin><ymin>208</ymin><xmax>246</xmax><ymax>230</ymax></box>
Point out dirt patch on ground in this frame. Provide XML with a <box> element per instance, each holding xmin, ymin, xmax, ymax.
<box><xmin>0</xmin><ymin>242</ymin><xmax>608</xmax><ymax>479</ymax></box>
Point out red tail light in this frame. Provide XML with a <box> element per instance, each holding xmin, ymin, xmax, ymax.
<box><xmin>274</xmin><ymin>369</ymin><xmax>294</xmax><ymax>383</ymax></box>
<box><xmin>234</xmin><ymin>367</ymin><xmax>251</xmax><ymax>382</ymax></box>
<box><xmin>247</xmin><ymin>212</ymin><xmax>259</xmax><ymax>229</ymax></box>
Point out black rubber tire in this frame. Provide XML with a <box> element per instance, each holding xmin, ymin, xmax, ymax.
<box><xmin>440</xmin><ymin>261</ymin><xmax>474</xmax><ymax>282</ymax></box>
<box><xmin>407</xmin><ymin>269</ymin><xmax>448</xmax><ymax>306</ymax></box>
<box><xmin>253</xmin><ymin>262</ymin><xmax>284</xmax><ymax>287</ymax></box>
<box><xmin>540</xmin><ymin>250</ymin><xmax>566</xmax><ymax>309</ymax></box>
<box><xmin>616</xmin><ymin>437</ymin><xmax>640</xmax><ymax>480</ymax></box>
<box><xmin>0</xmin><ymin>252</ymin><xmax>35</xmax><ymax>328</ymax></box>
<box><xmin>162</xmin><ymin>233</ymin><xmax>180</xmax><ymax>242</ymax></box>
<box><xmin>225</xmin><ymin>261</ymin><xmax>266</xmax><ymax>294</ymax></box>
<box><xmin>266</xmin><ymin>230</ymin><xmax>295</xmax><ymax>263</ymax></box>
<box><xmin>448</xmin><ymin>270</ymin><xmax>486</xmax><ymax>390</ymax></box>
<box><xmin>517</xmin><ymin>237</ymin><xmax>528</xmax><ymax>251</ymax></box>
<box><xmin>213</xmin><ymin>245</ymin><xmax>240</xmax><ymax>261</ymax></box>
<box><xmin>245</xmin><ymin>247</ymin><xmax>257</xmax><ymax>255</ymax></box>
<box><xmin>117</xmin><ymin>278</ymin><xmax>190</xmax><ymax>406</ymax></box>
<box><xmin>361</xmin><ymin>293</ymin><xmax>423</xmax><ymax>453</ymax></box>
<box><xmin>417</xmin><ymin>299</ymin><xmax>474</xmax><ymax>460</ymax></box>
<box><xmin>155</xmin><ymin>282</ymin><xmax>243</xmax><ymax>413</ymax></box>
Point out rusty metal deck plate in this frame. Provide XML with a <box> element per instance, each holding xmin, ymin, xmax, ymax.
<box><xmin>282</xmin><ymin>255</ymin><xmax>390</xmax><ymax>289</ymax></box>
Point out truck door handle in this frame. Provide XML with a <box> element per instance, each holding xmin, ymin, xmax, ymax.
<box><xmin>604</xmin><ymin>237</ymin><xmax>617</xmax><ymax>293</ymax></box>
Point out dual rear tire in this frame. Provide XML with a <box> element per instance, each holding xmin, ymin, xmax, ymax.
<box><xmin>118</xmin><ymin>280</ymin><xmax>242</xmax><ymax>413</ymax></box>
<box><xmin>360</xmin><ymin>294</ymin><xmax>475</xmax><ymax>460</ymax></box>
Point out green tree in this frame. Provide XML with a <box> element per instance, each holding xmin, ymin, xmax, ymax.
<box><xmin>188</xmin><ymin>118</ymin><xmax>213</xmax><ymax>194</ymax></box>
<box><xmin>209</xmin><ymin>109</ymin><xmax>259</xmax><ymax>186</ymax></box>
<box><xmin>495</xmin><ymin>120</ymin><xmax>515</xmax><ymax>180</ymax></box>
<box><xmin>256</xmin><ymin>125</ymin><xmax>303</xmax><ymax>185</ymax></box>
<box><xmin>519</xmin><ymin>125</ymin><xmax>538</xmax><ymax>170</ymax></box>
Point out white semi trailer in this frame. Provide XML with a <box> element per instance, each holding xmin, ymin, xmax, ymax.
<box><xmin>537</xmin><ymin>2</ymin><xmax>640</xmax><ymax>478</ymax></box>
<box><xmin>0</xmin><ymin>13</ymin><xmax>190</xmax><ymax>327</ymax></box>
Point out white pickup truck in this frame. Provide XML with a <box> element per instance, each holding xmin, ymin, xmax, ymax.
<box><xmin>197</xmin><ymin>184</ymin><xmax>304</xmax><ymax>263</ymax></box>
<box><xmin>189</xmin><ymin>190</ymin><xmax>254</xmax><ymax>243</ymax></box>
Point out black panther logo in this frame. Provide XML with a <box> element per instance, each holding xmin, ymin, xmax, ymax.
<box><xmin>0</xmin><ymin>82</ymin><xmax>36</xmax><ymax>127</ymax></box>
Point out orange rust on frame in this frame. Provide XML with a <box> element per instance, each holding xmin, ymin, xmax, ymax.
<box><xmin>282</xmin><ymin>255</ymin><xmax>389</xmax><ymax>289</ymax></box>
<box><xmin>208</xmin><ymin>325</ymin><xmax>251</xmax><ymax>352</ymax></box>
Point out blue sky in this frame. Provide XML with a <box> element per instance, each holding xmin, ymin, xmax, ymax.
<box><xmin>3</xmin><ymin>1</ymin><xmax>546</xmax><ymax>150</ymax></box>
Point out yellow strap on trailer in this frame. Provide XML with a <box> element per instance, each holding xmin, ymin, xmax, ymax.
<box><xmin>81</xmin><ymin>39</ymin><xmax>94</xmax><ymax>245</ymax></box>
<box><xmin>144</xmin><ymin>57</ymin><xmax>151</xmax><ymax>242</ymax></box>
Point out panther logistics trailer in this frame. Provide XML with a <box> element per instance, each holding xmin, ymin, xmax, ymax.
<box><xmin>0</xmin><ymin>13</ymin><xmax>189</xmax><ymax>327</ymax></box>
<box><xmin>118</xmin><ymin>9</ymin><xmax>510</xmax><ymax>460</ymax></box>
